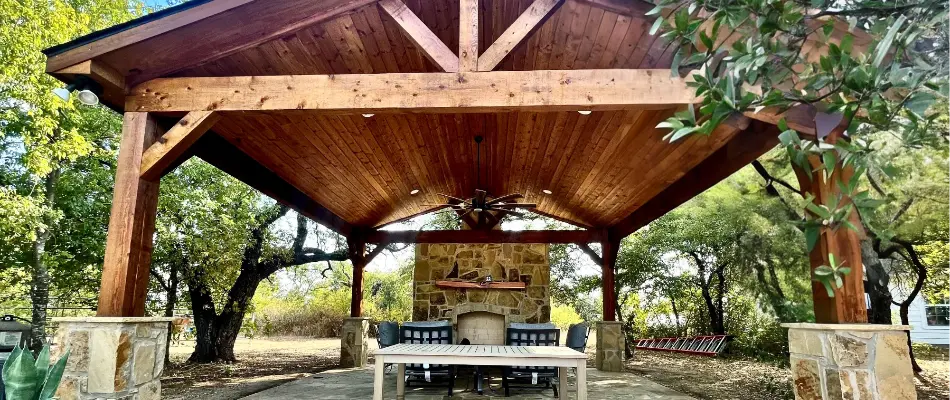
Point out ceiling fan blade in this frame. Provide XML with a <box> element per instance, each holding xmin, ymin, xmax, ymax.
<box><xmin>422</xmin><ymin>204</ymin><xmax>465</xmax><ymax>208</ymax></box>
<box><xmin>486</xmin><ymin>193</ymin><xmax>524</xmax><ymax>205</ymax></box>
<box><xmin>438</xmin><ymin>193</ymin><xmax>468</xmax><ymax>204</ymax></box>
<box><xmin>493</xmin><ymin>203</ymin><xmax>537</xmax><ymax>208</ymax></box>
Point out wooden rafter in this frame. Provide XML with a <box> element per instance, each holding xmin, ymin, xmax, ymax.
<box><xmin>378</xmin><ymin>0</ymin><xmax>459</xmax><ymax>72</ymax></box>
<box><xmin>365</xmin><ymin>229</ymin><xmax>604</xmax><ymax>244</ymax></box>
<box><xmin>458</xmin><ymin>0</ymin><xmax>479</xmax><ymax>71</ymax></box>
<box><xmin>477</xmin><ymin>0</ymin><xmax>564</xmax><ymax>72</ymax></box>
<box><xmin>126</xmin><ymin>69</ymin><xmax>695</xmax><ymax>112</ymax></box>
<box><xmin>192</xmin><ymin>133</ymin><xmax>354</xmax><ymax>235</ymax></box>
<box><xmin>140</xmin><ymin>111</ymin><xmax>220</xmax><ymax>180</ymax></box>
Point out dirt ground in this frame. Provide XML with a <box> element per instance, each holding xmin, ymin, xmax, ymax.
<box><xmin>628</xmin><ymin>350</ymin><xmax>950</xmax><ymax>400</ymax></box>
<box><xmin>164</xmin><ymin>337</ymin><xmax>949</xmax><ymax>400</ymax></box>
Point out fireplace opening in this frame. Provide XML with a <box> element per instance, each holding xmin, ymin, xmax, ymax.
<box><xmin>457</xmin><ymin>311</ymin><xmax>505</xmax><ymax>345</ymax></box>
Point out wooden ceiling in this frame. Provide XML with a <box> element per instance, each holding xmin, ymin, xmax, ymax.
<box><xmin>168</xmin><ymin>0</ymin><xmax>673</xmax><ymax>78</ymax></box>
<box><xmin>46</xmin><ymin>0</ymin><xmax>777</xmax><ymax>233</ymax></box>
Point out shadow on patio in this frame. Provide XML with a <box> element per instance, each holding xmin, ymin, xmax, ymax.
<box><xmin>243</xmin><ymin>365</ymin><xmax>694</xmax><ymax>399</ymax></box>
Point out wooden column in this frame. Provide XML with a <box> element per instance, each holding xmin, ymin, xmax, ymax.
<box><xmin>793</xmin><ymin>129</ymin><xmax>868</xmax><ymax>323</ymax></box>
<box><xmin>601</xmin><ymin>235</ymin><xmax>621</xmax><ymax>321</ymax></box>
<box><xmin>348</xmin><ymin>235</ymin><xmax>367</xmax><ymax>317</ymax></box>
<box><xmin>97</xmin><ymin>112</ymin><xmax>162</xmax><ymax>317</ymax></box>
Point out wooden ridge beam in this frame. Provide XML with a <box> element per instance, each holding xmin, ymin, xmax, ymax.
<box><xmin>378</xmin><ymin>0</ymin><xmax>459</xmax><ymax>72</ymax></box>
<box><xmin>478</xmin><ymin>0</ymin><xmax>564</xmax><ymax>72</ymax></box>
<box><xmin>608</xmin><ymin>119</ymin><xmax>780</xmax><ymax>239</ymax></box>
<box><xmin>140</xmin><ymin>111</ymin><xmax>220</xmax><ymax>180</ymax></box>
<box><xmin>192</xmin><ymin>132</ymin><xmax>354</xmax><ymax>235</ymax></box>
<box><xmin>127</xmin><ymin>69</ymin><xmax>695</xmax><ymax>113</ymax></box>
<box><xmin>365</xmin><ymin>229</ymin><xmax>604</xmax><ymax>244</ymax></box>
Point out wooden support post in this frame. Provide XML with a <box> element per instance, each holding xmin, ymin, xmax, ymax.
<box><xmin>601</xmin><ymin>234</ymin><xmax>620</xmax><ymax>321</ymax></box>
<box><xmin>793</xmin><ymin>127</ymin><xmax>868</xmax><ymax>324</ymax></box>
<box><xmin>459</xmin><ymin>0</ymin><xmax>479</xmax><ymax>71</ymax></box>
<box><xmin>348</xmin><ymin>234</ymin><xmax>367</xmax><ymax>318</ymax></box>
<box><xmin>98</xmin><ymin>113</ymin><xmax>162</xmax><ymax>317</ymax></box>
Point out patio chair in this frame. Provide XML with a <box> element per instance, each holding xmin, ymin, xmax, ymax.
<box><xmin>566</xmin><ymin>322</ymin><xmax>590</xmax><ymax>353</ymax></box>
<box><xmin>399</xmin><ymin>321</ymin><xmax>456</xmax><ymax>396</ymax></box>
<box><xmin>376</xmin><ymin>321</ymin><xmax>399</xmax><ymax>372</ymax></box>
<box><xmin>502</xmin><ymin>324</ymin><xmax>561</xmax><ymax>397</ymax></box>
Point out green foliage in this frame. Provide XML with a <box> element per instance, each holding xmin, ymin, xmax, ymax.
<box><xmin>648</xmin><ymin>0</ymin><xmax>948</xmax><ymax>296</ymax></box>
<box><xmin>550</xmin><ymin>301</ymin><xmax>583</xmax><ymax>330</ymax></box>
<box><xmin>1</xmin><ymin>344</ymin><xmax>69</xmax><ymax>400</ymax></box>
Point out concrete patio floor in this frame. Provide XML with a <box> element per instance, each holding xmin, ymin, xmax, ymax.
<box><xmin>243</xmin><ymin>365</ymin><xmax>695</xmax><ymax>399</ymax></box>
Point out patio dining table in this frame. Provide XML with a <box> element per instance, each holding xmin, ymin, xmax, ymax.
<box><xmin>373</xmin><ymin>343</ymin><xmax>588</xmax><ymax>400</ymax></box>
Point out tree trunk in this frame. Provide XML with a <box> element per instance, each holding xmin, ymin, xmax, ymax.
<box><xmin>862</xmin><ymin>240</ymin><xmax>893</xmax><ymax>324</ymax></box>
<box><xmin>29</xmin><ymin>169</ymin><xmax>59</xmax><ymax>350</ymax></box>
<box><xmin>898</xmin><ymin>305</ymin><xmax>923</xmax><ymax>373</ymax></box>
<box><xmin>163</xmin><ymin>260</ymin><xmax>181</xmax><ymax>365</ymax></box>
<box><xmin>187</xmin><ymin>270</ymin><xmax>220</xmax><ymax>363</ymax></box>
<box><xmin>670</xmin><ymin>295</ymin><xmax>681</xmax><ymax>336</ymax></box>
<box><xmin>713</xmin><ymin>266</ymin><xmax>727</xmax><ymax>335</ymax></box>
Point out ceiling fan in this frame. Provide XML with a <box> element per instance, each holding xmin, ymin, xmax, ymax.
<box><xmin>424</xmin><ymin>136</ymin><xmax>536</xmax><ymax>226</ymax></box>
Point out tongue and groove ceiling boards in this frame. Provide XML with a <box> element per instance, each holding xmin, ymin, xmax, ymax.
<box><xmin>44</xmin><ymin>0</ymin><xmax>781</xmax><ymax>234</ymax></box>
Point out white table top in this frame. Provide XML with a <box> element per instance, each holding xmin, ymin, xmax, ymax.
<box><xmin>376</xmin><ymin>343</ymin><xmax>587</xmax><ymax>359</ymax></box>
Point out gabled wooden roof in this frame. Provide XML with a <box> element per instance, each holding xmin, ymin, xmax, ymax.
<box><xmin>45</xmin><ymin>0</ymin><xmax>781</xmax><ymax>236</ymax></box>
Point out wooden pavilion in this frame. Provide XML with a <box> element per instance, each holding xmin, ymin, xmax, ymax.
<box><xmin>44</xmin><ymin>0</ymin><xmax>868</xmax><ymax>326</ymax></box>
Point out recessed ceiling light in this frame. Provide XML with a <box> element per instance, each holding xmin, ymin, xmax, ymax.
<box><xmin>362</xmin><ymin>113</ymin><xmax>375</xmax><ymax>118</ymax></box>
<box><xmin>577</xmin><ymin>110</ymin><xmax>592</xmax><ymax>115</ymax></box>
<box><xmin>410</xmin><ymin>189</ymin><xmax>420</xmax><ymax>195</ymax></box>
<box><xmin>542</xmin><ymin>189</ymin><xmax>553</xmax><ymax>195</ymax></box>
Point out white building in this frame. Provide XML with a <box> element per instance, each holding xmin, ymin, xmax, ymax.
<box><xmin>891</xmin><ymin>295</ymin><xmax>949</xmax><ymax>347</ymax></box>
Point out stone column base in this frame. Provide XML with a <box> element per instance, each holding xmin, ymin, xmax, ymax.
<box><xmin>51</xmin><ymin>317</ymin><xmax>173</xmax><ymax>400</ymax></box>
<box><xmin>783</xmin><ymin>323</ymin><xmax>916</xmax><ymax>400</ymax></box>
<box><xmin>340</xmin><ymin>317</ymin><xmax>370</xmax><ymax>368</ymax></box>
<box><xmin>595</xmin><ymin>321</ymin><xmax>624</xmax><ymax>372</ymax></box>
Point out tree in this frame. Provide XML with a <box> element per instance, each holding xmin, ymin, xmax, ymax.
<box><xmin>0</xmin><ymin>0</ymin><xmax>145</xmax><ymax>349</ymax></box>
<box><xmin>651</xmin><ymin>0</ymin><xmax>947</xmax><ymax>299</ymax></box>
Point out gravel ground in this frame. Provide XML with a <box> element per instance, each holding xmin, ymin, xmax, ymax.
<box><xmin>627</xmin><ymin>350</ymin><xmax>949</xmax><ymax>400</ymax></box>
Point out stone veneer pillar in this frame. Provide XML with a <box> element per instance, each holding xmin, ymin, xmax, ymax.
<box><xmin>51</xmin><ymin>317</ymin><xmax>173</xmax><ymax>400</ymax></box>
<box><xmin>595</xmin><ymin>321</ymin><xmax>624</xmax><ymax>372</ymax></box>
<box><xmin>340</xmin><ymin>317</ymin><xmax>370</xmax><ymax>368</ymax></box>
<box><xmin>783</xmin><ymin>323</ymin><xmax>916</xmax><ymax>400</ymax></box>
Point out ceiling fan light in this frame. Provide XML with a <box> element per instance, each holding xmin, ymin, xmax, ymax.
<box><xmin>77</xmin><ymin>89</ymin><xmax>99</xmax><ymax>106</ymax></box>
<box><xmin>474</xmin><ymin>208</ymin><xmax>483</xmax><ymax>213</ymax></box>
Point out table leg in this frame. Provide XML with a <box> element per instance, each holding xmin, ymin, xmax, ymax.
<box><xmin>396</xmin><ymin>363</ymin><xmax>406</xmax><ymax>400</ymax></box>
<box><xmin>558</xmin><ymin>367</ymin><xmax>568</xmax><ymax>400</ymax></box>
<box><xmin>373</xmin><ymin>357</ymin><xmax>385</xmax><ymax>400</ymax></box>
<box><xmin>576</xmin><ymin>360</ymin><xmax>587</xmax><ymax>400</ymax></box>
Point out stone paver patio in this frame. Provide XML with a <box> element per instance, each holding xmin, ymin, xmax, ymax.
<box><xmin>244</xmin><ymin>365</ymin><xmax>694</xmax><ymax>399</ymax></box>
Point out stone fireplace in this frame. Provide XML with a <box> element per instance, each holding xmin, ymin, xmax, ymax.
<box><xmin>413</xmin><ymin>243</ymin><xmax>551</xmax><ymax>343</ymax></box>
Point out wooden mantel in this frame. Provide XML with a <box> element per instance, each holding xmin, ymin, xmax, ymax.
<box><xmin>435</xmin><ymin>281</ymin><xmax>526</xmax><ymax>290</ymax></box>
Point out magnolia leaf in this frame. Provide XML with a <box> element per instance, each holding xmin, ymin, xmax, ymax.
<box><xmin>872</xmin><ymin>15</ymin><xmax>906</xmax><ymax>68</ymax></box>
<box><xmin>805</xmin><ymin>226</ymin><xmax>820</xmax><ymax>252</ymax></box>
<box><xmin>814</xmin><ymin>265</ymin><xmax>834</xmax><ymax>276</ymax></box>
<box><xmin>650</xmin><ymin>17</ymin><xmax>664</xmax><ymax>36</ymax></box>
<box><xmin>905</xmin><ymin>91</ymin><xmax>937</xmax><ymax>116</ymax></box>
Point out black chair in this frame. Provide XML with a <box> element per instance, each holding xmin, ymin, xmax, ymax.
<box><xmin>566</xmin><ymin>322</ymin><xmax>590</xmax><ymax>353</ymax></box>
<box><xmin>376</xmin><ymin>321</ymin><xmax>399</xmax><ymax>372</ymax></box>
<box><xmin>502</xmin><ymin>325</ymin><xmax>561</xmax><ymax>397</ymax></box>
<box><xmin>399</xmin><ymin>321</ymin><xmax>455</xmax><ymax>396</ymax></box>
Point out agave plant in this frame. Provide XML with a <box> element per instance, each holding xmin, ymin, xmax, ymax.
<box><xmin>1</xmin><ymin>345</ymin><xmax>69</xmax><ymax>400</ymax></box>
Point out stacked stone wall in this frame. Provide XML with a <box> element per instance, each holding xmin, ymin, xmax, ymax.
<box><xmin>51</xmin><ymin>317</ymin><xmax>171</xmax><ymax>400</ymax></box>
<box><xmin>413</xmin><ymin>243</ymin><xmax>550</xmax><ymax>323</ymax></box>
<box><xmin>784</xmin><ymin>323</ymin><xmax>916</xmax><ymax>400</ymax></box>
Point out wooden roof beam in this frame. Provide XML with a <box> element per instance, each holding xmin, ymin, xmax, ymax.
<box><xmin>126</xmin><ymin>69</ymin><xmax>696</xmax><ymax>113</ymax></box>
<box><xmin>192</xmin><ymin>132</ymin><xmax>354</xmax><ymax>235</ymax></box>
<box><xmin>608</xmin><ymin>118</ymin><xmax>780</xmax><ymax>239</ymax></box>
<box><xmin>365</xmin><ymin>229</ymin><xmax>605</xmax><ymax>244</ymax></box>
<box><xmin>478</xmin><ymin>0</ymin><xmax>564</xmax><ymax>72</ymax></box>
<box><xmin>140</xmin><ymin>111</ymin><xmax>220</xmax><ymax>180</ymax></box>
<box><xmin>378</xmin><ymin>0</ymin><xmax>459</xmax><ymax>72</ymax></box>
<box><xmin>51</xmin><ymin>60</ymin><xmax>127</xmax><ymax>110</ymax></box>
